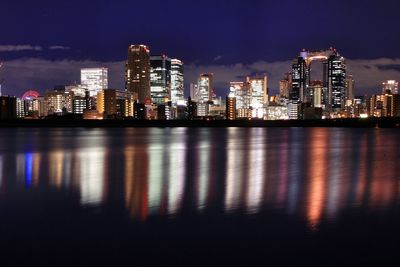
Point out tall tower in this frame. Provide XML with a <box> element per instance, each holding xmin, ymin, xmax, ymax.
<box><xmin>197</xmin><ymin>74</ymin><xmax>213</xmax><ymax>103</ymax></box>
<box><xmin>290</xmin><ymin>48</ymin><xmax>346</xmax><ymax>112</ymax></box>
<box><xmin>150</xmin><ymin>54</ymin><xmax>171</xmax><ymax>104</ymax></box>
<box><xmin>328</xmin><ymin>54</ymin><xmax>346</xmax><ymax>110</ymax></box>
<box><xmin>125</xmin><ymin>45</ymin><xmax>151</xmax><ymax>103</ymax></box>
<box><xmin>171</xmin><ymin>59</ymin><xmax>184</xmax><ymax>105</ymax></box>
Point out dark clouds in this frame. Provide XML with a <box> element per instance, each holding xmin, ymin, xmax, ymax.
<box><xmin>1</xmin><ymin>57</ymin><xmax>399</xmax><ymax>98</ymax></box>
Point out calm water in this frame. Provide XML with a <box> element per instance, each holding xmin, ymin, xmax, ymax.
<box><xmin>0</xmin><ymin>127</ymin><xmax>399</xmax><ymax>265</ymax></box>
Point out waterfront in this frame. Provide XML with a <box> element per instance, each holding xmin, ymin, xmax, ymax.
<box><xmin>0</xmin><ymin>127</ymin><xmax>399</xmax><ymax>265</ymax></box>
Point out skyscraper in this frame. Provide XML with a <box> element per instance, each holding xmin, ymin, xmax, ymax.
<box><xmin>150</xmin><ymin>55</ymin><xmax>171</xmax><ymax>104</ymax></box>
<box><xmin>81</xmin><ymin>68</ymin><xmax>108</xmax><ymax>97</ymax></box>
<box><xmin>247</xmin><ymin>75</ymin><xmax>268</xmax><ymax>118</ymax></box>
<box><xmin>290</xmin><ymin>48</ymin><xmax>346</xmax><ymax>112</ymax></box>
<box><xmin>382</xmin><ymin>80</ymin><xmax>398</xmax><ymax>94</ymax></box>
<box><xmin>345</xmin><ymin>75</ymin><xmax>355</xmax><ymax>104</ymax></box>
<box><xmin>198</xmin><ymin>74</ymin><xmax>213</xmax><ymax>103</ymax></box>
<box><xmin>125</xmin><ymin>45</ymin><xmax>151</xmax><ymax>103</ymax></box>
<box><xmin>171</xmin><ymin>59</ymin><xmax>184</xmax><ymax>106</ymax></box>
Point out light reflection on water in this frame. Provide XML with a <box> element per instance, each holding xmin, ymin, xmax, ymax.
<box><xmin>0</xmin><ymin>127</ymin><xmax>400</xmax><ymax>230</ymax></box>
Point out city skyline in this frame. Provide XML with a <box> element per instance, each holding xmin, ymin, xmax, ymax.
<box><xmin>1</xmin><ymin>0</ymin><xmax>400</xmax><ymax>96</ymax></box>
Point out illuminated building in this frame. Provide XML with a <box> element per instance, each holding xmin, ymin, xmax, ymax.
<box><xmin>150</xmin><ymin>55</ymin><xmax>171</xmax><ymax>104</ymax></box>
<box><xmin>0</xmin><ymin>96</ymin><xmax>16</xmax><ymax>120</ymax></box>
<box><xmin>226</xmin><ymin>94</ymin><xmax>236</xmax><ymax>120</ymax></box>
<box><xmin>116</xmin><ymin>90</ymin><xmax>135</xmax><ymax>118</ymax></box>
<box><xmin>80</xmin><ymin>68</ymin><xmax>108</xmax><ymax>97</ymax></box>
<box><xmin>187</xmin><ymin>97</ymin><xmax>197</xmax><ymax>120</ymax></box>
<box><xmin>309</xmin><ymin>80</ymin><xmax>323</xmax><ymax>108</ymax></box>
<box><xmin>190</xmin><ymin>83</ymin><xmax>198</xmax><ymax>100</ymax></box>
<box><xmin>22</xmin><ymin>90</ymin><xmax>42</xmax><ymax>117</ymax></box>
<box><xmin>279</xmin><ymin>72</ymin><xmax>291</xmax><ymax>99</ymax></box>
<box><xmin>382</xmin><ymin>80</ymin><xmax>398</xmax><ymax>94</ymax></box>
<box><xmin>290</xmin><ymin>48</ymin><xmax>346</xmax><ymax>112</ymax></box>
<box><xmin>44</xmin><ymin>90</ymin><xmax>74</xmax><ymax>115</ymax></box>
<box><xmin>197</xmin><ymin>74</ymin><xmax>213</xmax><ymax>103</ymax></box>
<box><xmin>97</xmin><ymin>89</ymin><xmax>117</xmax><ymax>119</ymax></box>
<box><xmin>73</xmin><ymin>96</ymin><xmax>86</xmax><ymax>114</ymax></box>
<box><xmin>247</xmin><ymin>75</ymin><xmax>268</xmax><ymax>118</ymax></box>
<box><xmin>16</xmin><ymin>98</ymin><xmax>25</xmax><ymax>118</ymax></box>
<box><xmin>288</xmin><ymin>102</ymin><xmax>300</xmax><ymax>119</ymax></box>
<box><xmin>125</xmin><ymin>45</ymin><xmax>151</xmax><ymax>103</ymax></box>
<box><xmin>266</xmin><ymin>106</ymin><xmax>289</xmax><ymax>120</ymax></box>
<box><xmin>345</xmin><ymin>75</ymin><xmax>355</xmax><ymax>104</ymax></box>
<box><xmin>230</xmin><ymin>81</ymin><xmax>251</xmax><ymax>118</ymax></box>
<box><xmin>171</xmin><ymin>59</ymin><xmax>184</xmax><ymax>106</ymax></box>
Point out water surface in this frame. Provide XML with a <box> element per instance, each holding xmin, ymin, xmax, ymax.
<box><xmin>0</xmin><ymin>127</ymin><xmax>399</xmax><ymax>265</ymax></box>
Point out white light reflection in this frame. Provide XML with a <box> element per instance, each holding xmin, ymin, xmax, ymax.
<box><xmin>326</xmin><ymin>130</ymin><xmax>343</xmax><ymax>220</ymax></box>
<box><xmin>79</xmin><ymin>147</ymin><xmax>105</xmax><ymax>205</ymax></box>
<box><xmin>197</xmin><ymin>129</ymin><xmax>210</xmax><ymax>211</ymax></box>
<box><xmin>246</xmin><ymin>128</ymin><xmax>265</xmax><ymax>214</ymax></box>
<box><xmin>148</xmin><ymin>137</ymin><xmax>164</xmax><ymax>215</ymax></box>
<box><xmin>168</xmin><ymin>128</ymin><xmax>186</xmax><ymax>215</ymax></box>
<box><xmin>225</xmin><ymin>128</ymin><xmax>243</xmax><ymax>212</ymax></box>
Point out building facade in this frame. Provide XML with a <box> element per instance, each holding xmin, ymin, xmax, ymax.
<box><xmin>81</xmin><ymin>68</ymin><xmax>108</xmax><ymax>97</ymax></box>
<box><xmin>125</xmin><ymin>45</ymin><xmax>151</xmax><ymax>103</ymax></box>
<box><xmin>150</xmin><ymin>55</ymin><xmax>171</xmax><ymax>105</ymax></box>
<box><xmin>170</xmin><ymin>59</ymin><xmax>184</xmax><ymax>106</ymax></box>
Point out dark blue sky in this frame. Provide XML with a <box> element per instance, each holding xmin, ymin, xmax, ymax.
<box><xmin>2</xmin><ymin>0</ymin><xmax>400</xmax><ymax>62</ymax></box>
<box><xmin>1</xmin><ymin>0</ymin><xmax>400</xmax><ymax>96</ymax></box>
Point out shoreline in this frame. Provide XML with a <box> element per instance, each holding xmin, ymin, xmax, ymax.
<box><xmin>0</xmin><ymin>117</ymin><xmax>399</xmax><ymax>128</ymax></box>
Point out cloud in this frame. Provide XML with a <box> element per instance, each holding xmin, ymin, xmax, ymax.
<box><xmin>0</xmin><ymin>45</ymin><xmax>43</xmax><ymax>52</ymax></box>
<box><xmin>48</xmin><ymin>45</ymin><xmax>71</xmax><ymax>50</ymax></box>
<box><xmin>0</xmin><ymin>57</ymin><xmax>399</xmax><ymax>98</ymax></box>
<box><xmin>213</xmin><ymin>55</ymin><xmax>223</xmax><ymax>62</ymax></box>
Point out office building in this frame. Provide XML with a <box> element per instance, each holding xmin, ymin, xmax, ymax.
<box><xmin>97</xmin><ymin>89</ymin><xmax>117</xmax><ymax>118</ymax></box>
<box><xmin>345</xmin><ymin>75</ymin><xmax>355</xmax><ymax>104</ymax></box>
<box><xmin>198</xmin><ymin>74</ymin><xmax>213</xmax><ymax>103</ymax></box>
<box><xmin>125</xmin><ymin>45</ymin><xmax>151</xmax><ymax>103</ymax></box>
<box><xmin>81</xmin><ymin>68</ymin><xmax>108</xmax><ymax>97</ymax></box>
<box><xmin>150</xmin><ymin>55</ymin><xmax>171</xmax><ymax>104</ymax></box>
<box><xmin>290</xmin><ymin>48</ymin><xmax>346</xmax><ymax>111</ymax></box>
<box><xmin>247</xmin><ymin>75</ymin><xmax>268</xmax><ymax>118</ymax></box>
<box><xmin>171</xmin><ymin>59</ymin><xmax>184</xmax><ymax>106</ymax></box>
<box><xmin>279</xmin><ymin>72</ymin><xmax>291</xmax><ymax>99</ymax></box>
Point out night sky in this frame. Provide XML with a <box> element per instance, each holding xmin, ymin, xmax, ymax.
<box><xmin>1</xmin><ymin>0</ymin><xmax>400</xmax><ymax>97</ymax></box>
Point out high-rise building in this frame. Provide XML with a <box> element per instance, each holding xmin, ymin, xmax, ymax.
<box><xmin>150</xmin><ymin>55</ymin><xmax>171</xmax><ymax>104</ymax></box>
<box><xmin>279</xmin><ymin>72</ymin><xmax>291</xmax><ymax>99</ymax></box>
<box><xmin>290</xmin><ymin>48</ymin><xmax>346</xmax><ymax>112</ymax></box>
<box><xmin>247</xmin><ymin>75</ymin><xmax>267</xmax><ymax>118</ymax></box>
<box><xmin>171</xmin><ymin>59</ymin><xmax>184</xmax><ymax>106</ymax></box>
<box><xmin>345</xmin><ymin>75</ymin><xmax>355</xmax><ymax>103</ymax></box>
<box><xmin>309</xmin><ymin>80</ymin><xmax>323</xmax><ymax>108</ymax></box>
<box><xmin>97</xmin><ymin>89</ymin><xmax>117</xmax><ymax>118</ymax></box>
<box><xmin>226</xmin><ymin>94</ymin><xmax>236</xmax><ymax>120</ymax></box>
<box><xmin>382</xmin><ymin>80</ymin><xmax>398</xmax><ymax>94</ymax></box>
<box><xmin>198</xmin><ymin>74</ymin><xmax>213</xmax><ymax>103</ymax></box>
<box><xmin>125</xmin><ymin>45</ymin><xmax>151</xmax><ymax>103</ymax></box>
<box><xmin>81</xmin><ymin>68</ymin><xmax>108</xmax><ymax>97</ymax></box>
<box><xmin>229</xmin><ymin>81</ymin><xmax>251</xmax><ymax>118</ymax></box>
<box><xmin>190</xmin><ymin>83</ymin><xmax>198</xmax><ymax>100</ymax></box>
